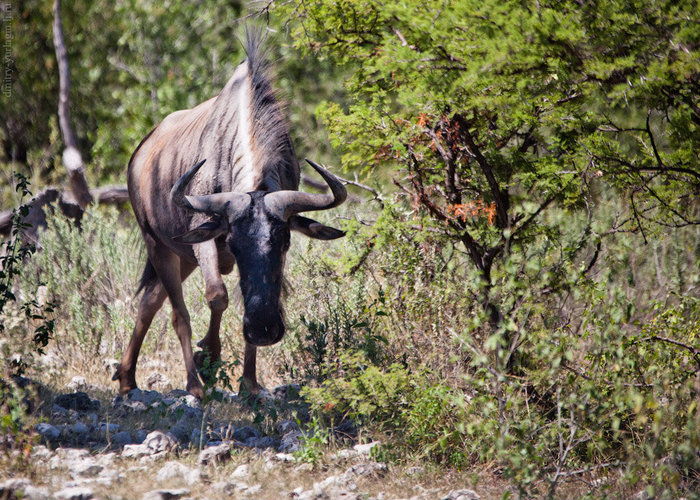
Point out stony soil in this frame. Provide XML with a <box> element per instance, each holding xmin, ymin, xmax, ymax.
<box><xmin>0</xmin><ymin>376</ymin><xmax>492</xmax><ymax>500</ymax></box>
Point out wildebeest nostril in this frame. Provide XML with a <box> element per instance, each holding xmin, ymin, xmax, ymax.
<box><xmin>243</xmin><ymin>315</ymin><xmax>285</xmax><ymax>346</ymax></box>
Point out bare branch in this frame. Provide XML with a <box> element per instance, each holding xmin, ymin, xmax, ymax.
<box><xmin>334</xmin><ymin>174</ymin><xmax>384</xmax><ymax>207</ymax></box>
<box><xmin>458</xmin><ymin>118</ymin><xmax>510</xmax><ymax>229</ymax></box>
<box><xmin>392</xmin><ymin>26</ymin><xmax>408</xmax><ymax>47</ymax></box>
<box><xmin>645</xmin><ymin>111</ymin><xmax>664</xmax><ymax>169</ymax></box>
<box><xmin>640</xmin><ymin>335</ymin><xmax>700</xmax><ymax>369</ymax></box>
<box><xmin>92</xmin><ymin>185</ymin><xmax>130</xmax><ymax>205</ymax></box>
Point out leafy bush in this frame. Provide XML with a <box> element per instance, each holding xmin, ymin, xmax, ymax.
<box><xmin>288</xmin><ymin>197</ymin><xmax>698</xmax><ymax>497</ymax></box>
<box><xmin>454</xmin><ymin>291</ymin><xmax>700</xmax><ymax>498</ymax></box>
<box><xmin>303</xmin><ymin>352</ymin><xmax>472</xmax><ymax>467</ymax></box>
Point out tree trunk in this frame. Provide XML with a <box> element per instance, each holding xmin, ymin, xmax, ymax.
<box><xmin>52</xmin><ymin>0</ymin><xmax>93</xmax><ymax>209</ymax></box>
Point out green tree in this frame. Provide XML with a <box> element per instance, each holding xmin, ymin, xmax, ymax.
<box><xmin>276</xmin><ymin>0</ymin><xmax>700</xmax><ymax>368</ymax></box>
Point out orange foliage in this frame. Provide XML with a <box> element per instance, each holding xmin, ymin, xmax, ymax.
<box><xmin>417</xmin><ymin>113</ymin><xmax>430</xmax><ymax>128</ymax></box>
<box><xmin>448</xmin><ymin>200</ymin><xmax>497</xmax><ymax>225</ymax></box>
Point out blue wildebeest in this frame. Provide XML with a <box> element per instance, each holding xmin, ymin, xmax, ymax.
<box><xmin>112</xmin><ymin>33</ymin><xmax>347</xmax><ymax>398</ymax></box>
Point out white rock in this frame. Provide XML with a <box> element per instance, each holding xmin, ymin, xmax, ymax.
<box><xmin>198</xmin><ymin>442</ymin><xmax>232</xmax><ymax>465</ymax></box>
<box><xmin>441</xmin><ymin>489</ymin><xmax>481</xmax><ymax>500</ymax></box>
<box><xmin>67</xmin><ymin>376</ymin><xmax>88</xmax><ymax>392</ymax></box>
<box><xmin>274</xmin><ymin>453</ymin><xmax>295</xmax><ymax>462</ymax></box>
<box><xmin>156</xmin><ymin>461</ymin><xmax>201</xmax><ymax>485</ymax></box>
<box><xmin>139</xmin><ymin>451</ymin><xmax>170</xmax><ymax>463</ymax></box>
<box><xmin>49</xmin><ymin>448</ymin><xmax>91</xmax><ymax>469</ymax></box>
<box><xmin>345</xmin><ymin>462</ymin><xmax>388</xmax><ymax>478</ymax></box>
<box><xmin>183</xmin><ymin>394</ymin><xmax>201</xmax><ymax>408</ymax></box>
<box><xmin>230</xmin><ymin>464</ymin><xmax>250</xmax><ymax>479</ymax></box>
<box><xmin>93</xmin><ymin>468</ymin><xmax>122</xmax><ymax>486</ymax></box>
<box><xmin>30</xmin><ymin>445</ymin><xmax>53</xmax><ymax>461</ymax></box>
<box><xmin>122</xmin><ymin>444</ymin><xmax>149</xmax><ymax>459</ymax></box>
<box><xmin>54</xmin><ymin>486</ymin><xmax>94</xmax><ymax>500</ymax></box>
<box><xmin>143</xmin><ymin>430</ymin><xmax>179</xmax><ymax>454</ymax></box>
<box><xmin>243</xmin><ymin>484</ymin><xmax>261</xmax><ymax>496</ymax></box>
<box><xmin>145</xmin><ymin>371</ymin><xmax>171</xmax><ymax>390</ymax></box>
<box><xmin>97</xmin><ymin>453</ymin><xmax>117</xmax><ymax>466</ymax></box>
<box><xmin>353</xmin><ymin>441</ymin><xmax>380</xmax><ymax>455</ymax></box>
<box><xmin>335</xmin><ymin>449</ymin><xmax>359</xmax><ymax>460</ymax></box>
<box><xmin>0</xmin><ymin>478</ymin><xmax>49</xmax><ymax>500</ymax></box>
<box><xmin>315</xmin><ymin>474</ymin><xmax>345</xmax><ymax>491</ymax></box>
<box><xmin>71</xmin><ymin>460</ymin><xmax>103</xmax><ymax>478</ymax></box>
<box><xmin>315</xmin><ymin>462</ymin><xmax>388</xmax><ymax>493</ymax></box>
<box><xmin>102</xmin><ymin>358</ymin><xmax>120</xmax><ymax>372</ymax></box>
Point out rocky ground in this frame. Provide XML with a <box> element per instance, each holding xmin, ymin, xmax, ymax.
<box><xmin>0</xmin><ymin>376</ymin><xmax>490</xmax><ymax>500</ymax></box>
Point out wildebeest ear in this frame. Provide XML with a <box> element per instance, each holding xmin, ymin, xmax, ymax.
<box><xmin>289</xmin><ymin>215</ymin><xmax>345</xmax><ymax>240</ymax></box>
<box><xmin>173</xmin><ymin>219</ymin><xmax>228</xmax><ymax>244</ymax></box>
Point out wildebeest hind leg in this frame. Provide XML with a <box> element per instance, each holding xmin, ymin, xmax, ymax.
<box><xmin>113</xmin><ymin>259</ymin><xmax>195</xmax><ymax>394</ymax></box>
<box><xmin>113</xmin><ymin>274</ymin><xmax>167</xmax><ymax>394</ymax></box>
<box><xmin>149</xmin><ymin>249</ymin><xmax>202</xmax><ymax>399</ymax></box>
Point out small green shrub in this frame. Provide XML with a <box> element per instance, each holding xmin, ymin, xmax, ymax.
<box><xmin>293</xmin><ymin>416</ymin><xmax>331</xmax><ymax>466</ymax></box>
<box><xmin>303</xmin><ymin>352</ymin><xmax>472</xmax><ymax>467</ymax></box>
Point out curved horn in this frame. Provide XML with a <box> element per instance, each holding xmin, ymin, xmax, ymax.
<box><xmin>171</xmin><ymin>159</ymin><xmax>247</xmax><ymax>215</ymax></box>
<box><xmin>265</xmin><ymin>159</ymin><xmax>347</xmax><ymax>220</ymax></box>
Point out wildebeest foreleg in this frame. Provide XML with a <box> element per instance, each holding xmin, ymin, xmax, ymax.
<box><xmin>241</xmin><ymin>342</ymin><xmax>262</xmax><ymax>395</ymax></box>
<box><xmin>193</xmin><ymin>241</ymin><xmax>228</xmax><ymax>380</ymax></box>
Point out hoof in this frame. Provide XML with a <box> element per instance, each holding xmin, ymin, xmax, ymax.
<box><xmin>238</xmin><ymin>379</ymin><xmax>270</xmax><ymax>400</ymax></box>
<box><xmin>112</xmin><ymin>366</ymin><xmax>137</xmax><ymax>395</ymax></box>
<box><xmin>187</xmin><ymin>379</ymin><xmax>204</xmax><ymax>400</ymax></box>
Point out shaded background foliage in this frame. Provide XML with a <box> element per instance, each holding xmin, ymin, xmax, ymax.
<box><xmin>0</xmin><ymin>0</ymin><xmax>343</xmax><ymax>197</ymax></box>
<box><xmin>0</xmin><ymin>0</ymin><xmax>699</xmax><ymax>498</ymax></box>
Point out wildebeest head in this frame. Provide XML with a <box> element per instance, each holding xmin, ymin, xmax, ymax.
<box><xmin>170</xmin><ymin>158</ymin><xmax>346</xmax><ymax>346</ymax></box>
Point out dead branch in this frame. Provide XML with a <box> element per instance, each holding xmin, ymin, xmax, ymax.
<box><xmin>0</xmin><ymin>185</ymin><xmax>129</xmax><ymax>238</ymax></box>
<box><xmin>92</xmin><ymin>185</ymin><xmax>129</xmax><ymax>205</ymax></box>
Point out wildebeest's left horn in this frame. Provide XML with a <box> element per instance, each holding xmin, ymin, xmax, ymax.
<box><xmin>265</xmin><ymin>159</ymin><xmax>347</xmax><ymax>220</ymax></box>
<box><xmin>171</xmin><ymin>159</ymin><xmax>248</xmax><ymax>215</ymax></box>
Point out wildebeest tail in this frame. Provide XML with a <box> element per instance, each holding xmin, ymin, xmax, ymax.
<box><xmin>135</xmin><ymin>258</ymin><xmax>158</xmax><ymax>296</ymax></box>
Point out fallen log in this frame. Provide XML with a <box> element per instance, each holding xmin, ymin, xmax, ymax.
<box><xmin>0</xmin><ymin>185</ymin><xmax>128</xmax><ymax>238</ymax></box>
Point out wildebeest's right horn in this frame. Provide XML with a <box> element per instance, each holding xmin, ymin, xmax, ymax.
<box><xmin>265</xmin><ymin>159</ymin><xmax>347</xmax><ymax>220</ymax></box>
<box><xmin>171</xmin><ymin>159</ymin><xmax>248</xmax><ymax>215</ymax></box>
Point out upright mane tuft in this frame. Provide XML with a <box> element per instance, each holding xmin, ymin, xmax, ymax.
<box><xmin>244</xmin><ymin>28</ymin><xmax>299</xmax><ymax>191</ymax></box>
